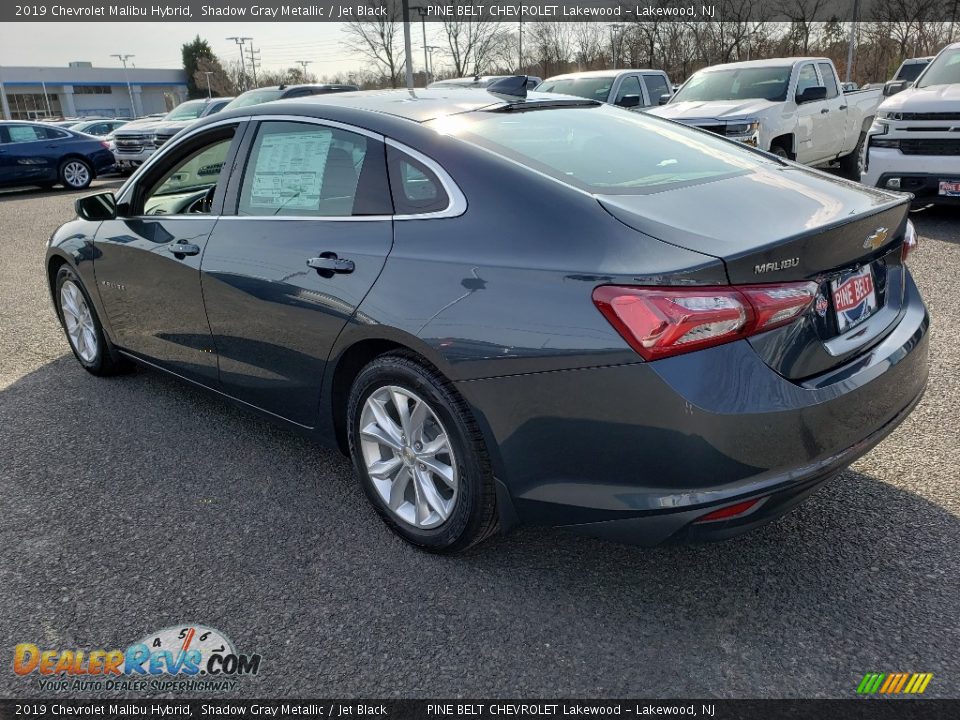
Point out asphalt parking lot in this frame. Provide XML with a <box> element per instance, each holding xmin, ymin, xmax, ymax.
<box><xmin>1</xmin><ymin>179</ymin><xmax>958</xmax><ymax>699</ymax></box>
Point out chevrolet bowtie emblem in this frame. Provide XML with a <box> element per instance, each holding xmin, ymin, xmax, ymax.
<box><xmin>864</xmin><ymin>227</ymin><xmax>889</xmax><ymax>251</ymax></box>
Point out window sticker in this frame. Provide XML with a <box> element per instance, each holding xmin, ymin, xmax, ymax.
<box><xmin>248</xmin><ymin>130</ymin><xmax>332</xmax><ymax>211</ymax></box>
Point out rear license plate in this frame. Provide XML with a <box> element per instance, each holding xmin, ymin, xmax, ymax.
<box><xmin>939</xmin><ymin>180</ymin><xmax>960</xmax><ymax>197</ymax></box>
<box><xmin>831</xmin><ymin>265</ymin><xmax>878</xmax><ymax>333</ymax></box>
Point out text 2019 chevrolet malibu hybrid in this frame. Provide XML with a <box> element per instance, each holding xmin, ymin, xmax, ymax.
<box><xmin>46</xmin><ymin>85</ymin><xmax>928</xmax><ymax>552</ymax></box>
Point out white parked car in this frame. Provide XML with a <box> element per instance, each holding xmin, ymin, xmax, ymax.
<box><xmin>648</xmin><ymin>57</ymin><xmax>882</xmax><ymax>178</ymax></box>
<box><xmin>862</xmin><ymin>42</ymin><xmax>960</xmax><ymax>204</ymax></box>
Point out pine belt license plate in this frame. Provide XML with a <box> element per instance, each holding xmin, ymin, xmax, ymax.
<box><xmin>939</xmin><ymin>180</ymin><xmax>960</xmax><ymax>197</ymax></box>
<box><xmin>831</xmin><ymin>265</ymin><xmax>878</xmax><ymax>333</ymax></box>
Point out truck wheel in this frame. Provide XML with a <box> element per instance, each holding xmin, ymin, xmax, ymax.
<box><xmin>770</xmin><ymin>145</ymin><xmax>790</xmax><ymax>160</ymax></box>
<box><xmin>839</xmin><ymin>132</ymin><xmax>866</xmax><ymax>180</ymax></box>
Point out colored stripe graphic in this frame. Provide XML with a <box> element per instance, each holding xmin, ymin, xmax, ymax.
<box><xmin>857</xmin><ymin>672</ymin><xmax>933</xmax><ymax>694</ymax></box>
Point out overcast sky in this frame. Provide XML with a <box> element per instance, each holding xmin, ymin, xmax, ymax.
<box><xmin>0</xmin><ymin>22</ymin><xmax>446</xmax><ymax>78</ymax></box>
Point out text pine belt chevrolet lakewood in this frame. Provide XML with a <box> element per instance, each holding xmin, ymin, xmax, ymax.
<box><xmin>47</xmin><ymin>83</ymin><xmax>928</xmax><ymax>552</ymax></box>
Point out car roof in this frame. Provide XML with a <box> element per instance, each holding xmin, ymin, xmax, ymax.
<box><xmin>544</xmin><ymin>69</ymin><xmax>663</xmax><ymax>80</ymax></box>
<box><xmin>210</xmin><ymin>88</ymin><xmax>591</xmax><ymax>125</ymax></box>
<box><xmin>698</xmin><ymin>57</ymin><xmax>830</xmax><ymax>72</ymax></box>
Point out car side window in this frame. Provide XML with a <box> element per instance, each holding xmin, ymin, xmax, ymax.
<box><xmin>614</xmin><ymin>75</ymin><xmax>644</xmax><ymax>107</ymax></box>
<box><xmin>817</xmin><ymin>62</ymin><xmax>839</xmax><ymax>98</ymax></box>
<box><xmin>796</xmin><ymin>64</ymin><xmax>820</xmax><ymax>97</ymax></box>
<box><xmin>642</xmin><ymin>74</ymin><xmax>670</xmax><ymax>104</ymax></box>
<box><xmin>238</xmin><ymin>121</ymin><xmax>391</xmax><ymax>218</ymax></box>
<box><xmin>387</xmin><ymin>146</ymin><xmax>449</xmax><ymax>215</ymax></box>
<box><xmin>43</xmin><ymin>128</ymin><xmax>70</xmax><ymax>140</ymax></box>
<box><xmin>139</xmin><ymin>130</ymin><xmax>235</xmax><ymax>216</ymax></box>
<box><xmin>6</xmin><ymin>125</ymin><xmax>45</xmax><ymax>143</ymax></box>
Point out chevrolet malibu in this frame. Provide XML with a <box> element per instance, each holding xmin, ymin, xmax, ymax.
<box><xmin>46</xmin><ymin>87</ymin><xmax>928</xmax><ymax>552</ymax></box>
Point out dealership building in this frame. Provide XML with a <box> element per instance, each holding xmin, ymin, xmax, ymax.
<box><xmin>0</xmin><ymin>62</ymin><xmax>188</xmax><ymax>120</ymax></box>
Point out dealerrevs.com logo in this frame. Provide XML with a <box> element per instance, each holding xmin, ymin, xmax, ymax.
<box><xmin>13</xmin><ymin>624</ymin><xmax>261</xmax><ymax>693</ymax></box>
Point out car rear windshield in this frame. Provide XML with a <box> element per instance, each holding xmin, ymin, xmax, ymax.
<box><xmin>916</xmin><ymin>49</ymin><xmax>960</xmax><ymax>88</ymax></box>
<box><xmin>427</xmin><ymin>104</ymin><xmax>773</xmax><ymax>194</ymax></box>
<box><xmin>671</xmin><ymin>66</ymin><xmax>792</xmax><ymax>102</ymax></box>
<box><xmin>536</xmin><ymin>77</ymin><xmax>615</xmax><ymax>101</ymax></box>
<box><xmin>223</xmin><ymin>89</ymin><xmax>284</xmax><ymax>110</ymax></box>
<box><xmin>896</xmin><ymin>62</ymin><xmax>928</xmax><ymax>81</ymax></box>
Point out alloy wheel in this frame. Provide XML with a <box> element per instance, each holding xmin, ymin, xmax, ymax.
<box><xmin>60</xmin><ymin>280</ymin><xmax>98</xmax><ymax>362</ymax></box>
<box><xmin>63</xmin><ymin>161</ymin><xmax>90</xmax><ymax>188</ymax></box>
<box><xmin>358</xmin><ymin>385</ymin><xmax>458</xmax><ymax>529</ymax></box>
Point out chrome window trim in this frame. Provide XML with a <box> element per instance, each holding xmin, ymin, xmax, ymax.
<box><xmin>117</xmin><ymin>113</ymin><xmax>467</xmax><ymax>222</ymax></box>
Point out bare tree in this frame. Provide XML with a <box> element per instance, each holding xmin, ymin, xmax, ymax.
<box><xmin>341</xmin><ymin>3</ymin><xmax>405</xmax><ymax>88</ymax></box>
<box><xmin>440</xmin><ymin>9</ymin><xmax>503</xmax><ymax>77</ymax></box>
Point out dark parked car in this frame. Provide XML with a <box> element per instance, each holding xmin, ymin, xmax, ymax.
<box><xmin>0</xmin><ymin>121</ymin><xmax>115</xmax><ymax>190</ymax></box>
<box><xmin>69</xmin><ymin>119</ymin><xmax>130</xmax><ymax>137</ymax></box>
<box><xmin>47</xmin><ymin>87</ymin><xmax>928</xmax><ymax>552</ymax></box>
<box><xmin>221</xmin><ymin>84</ymin><xmax>359</xmax><ymax>112</ymax></box>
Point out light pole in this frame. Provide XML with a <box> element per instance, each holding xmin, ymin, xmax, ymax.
<box><xmin>415</xmin><ymin>6</ymin><xmax>430</xmax><ymax>84</ymax></box>
<box><xmin>227</xmin><ymin>36</ymin><xmax>250</xmax><ymax>91</ymax></box>
<box><xmin>425</xmin><ymin>45</ymin><xmax>440</xmax><ymax>80</ymax></box>
<box><xmin>245</xmin><ymin>39</ymin><xmax>259</xmax><ymax>86</ymax></box>
<box><xmin>111</xmin><ymin>54</ymin><xmax>137</xmax><ymax>118</ymax></box>
<box><xmin>518</xmin><ymin>19</ymin><xmax>523</xmax><ymax>72</ymax></box>
<box><xmin>296</xmin><ymin>60</ymin><xmax>312</xmax><ymax>82</ymax></box>
<box><xmin>204</xmin><ymin>71</ymin><xmax>213</xmax><ymax>98</ymax></box>
<box><xmin>0</xmin><ymin>65</ymin><xmax>11</xmax><ymax>120</ymax></box>
<box><xmin>610</xmin><ymin>23</ymin><xmax>624</xmax><ymax>70</ymax></box>
<box><xmin>401</xmin><ymin>0</ymin><xmax>414</xmax><ymax>89</ymax></box>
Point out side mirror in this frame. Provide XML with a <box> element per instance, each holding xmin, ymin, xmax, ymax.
<box><xmin>883</xmin><ymin>80</ymin><xmax>909</xmax><ymax>97</ymax></box>
<box><xmin>75</xmin><ymin>191</ymin><xmax>117</xmax><ymax>221</ymax></box>
<box><xmin>659</xmin><ymin>93</ymin><xmax>671</xmax><ymax>105</ymax></box>
<box><xmin>796</xmin><ymin>85</ymin><xmax>827</xmax><ymax>104</ymax></box>
<box><xmin>616</xmin><ymin>94</ymin><xmax>641</xmax><ymax>109</ymax></box>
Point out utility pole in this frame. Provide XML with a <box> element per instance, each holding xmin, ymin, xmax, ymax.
<box><xmin>610</xmin><ymin>23</ymin><xmax>624</xmax><ymax>70</ymax></box>
<box><xmin>227</xmin><ymin>36</ymin><xmax>250</xmax><ymax>91</ymax></box>
<box><xmin>110</xmin><ymin>53</ymin><xmax>137</xmax><ymax>118</ymax></box>
<box><xmin>204</xmin><ymin>71</ymin><xmax>213</xmax><ymax>98</ymax></box>
<box><xmin>845</xmin><ymin>0</ymin><xmax>861</xmax><ymax>83</ymax></box>
<box><xmin>245</xmin><ymin>39</ymin><xmax>260</xmax><ymax>86</ymax></box>
<box><xmin>415</xmin><ymin>6</ymin><xmax>430</xmax><ymax>84</ymax></box>
<box><xmin>401</xmin><ymin>0</ymin><xmax>414</xmax><ymax>89</ymax></box>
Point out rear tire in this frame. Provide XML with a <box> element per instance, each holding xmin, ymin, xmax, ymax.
<box><xmin>347</xmin><ymin>352</ymin><xmax>499</xmax><ymax>553</ymax></box>
<box><xmin>839</xmin><ymin>132</ymin><xmax>866</xmax><ymax>180</ymax></box>
<box><xmin>770</xmin><ymin>144</ymin><xmax>790</xmax><ymax>160</ymax></box>
<box><xmin>59</xmin><ymin>158</ymin><xmax>93</xmax><ymax>190</ymax></box>
<box><xmin>54</xmin><ymin>265</ymin><xmax>129</xmax><ymax>376</ymax></box>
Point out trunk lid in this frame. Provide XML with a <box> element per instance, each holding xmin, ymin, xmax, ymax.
<box><xmin>598</xmin><ymin>164</ymin><xmax>912</xmax><ymax>380</ymax></box>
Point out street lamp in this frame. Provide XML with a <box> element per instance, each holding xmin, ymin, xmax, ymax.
<box><xmin>204</xmin><ymin>71</ymin><xmax>213</xmax><ymax>98</ymax></box>
<box><xmin>425</xmin><ymin>45</ymin><xmax>440</xmax><ymax>80</ymax></box>
<box><xmin>111</xmin><ymin>53</ymin><xmax>137</xmax><ymax>118</ymax></box>
<box><xmin>401</xmin><ymin>0</ymin><xmax>414</xmax><ymax>89</ymax></box>
<box><xmin>610</xmin><ymin>24</ymin><xmax>624</xmax><ymax>70</ymax></box>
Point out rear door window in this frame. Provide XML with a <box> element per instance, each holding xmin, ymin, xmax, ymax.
<box><xmin>238</xmin><ymin>121</ymin><xmax>390</xmax><ymax>217</ymax></box>
<box><xmin>817</xmin><ymin>63</ymin><xmax>839</xmax><ymax>98</ymax></box>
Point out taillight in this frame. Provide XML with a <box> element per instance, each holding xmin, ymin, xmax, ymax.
<box><xmin>902</xmin><ymin>219</ymin><xmax>918</xmax><ymax>262</ymax></box>
<box><xmin>593</xmin><ymin>281</ymin><xmax>818</xmax><ymax>361</ymax></box>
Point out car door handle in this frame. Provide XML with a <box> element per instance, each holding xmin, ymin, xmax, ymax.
<box><xmin>820</xmin><ymin>108</ymin><xmax>830</xmax><ymax>114</ymax></box>
<box><xmin>307</xmin><ymin>255</ymin><xmax>355</xmax><ymax>274</ymax></box>
<box><xmin>168</xmin><ymin>242</ymin><xmax>200</xmax><ymax>257</ymax></box>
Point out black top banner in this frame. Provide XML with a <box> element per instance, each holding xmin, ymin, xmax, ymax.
<box><xmin>0</xmin><ymin>700</ymin><xmax>958</xmax><ymax>720</ymax></box>
<box><xmin>5</xmin><ymin>0</ymin><xmax>960</xmax><ymax>23</ymax></box>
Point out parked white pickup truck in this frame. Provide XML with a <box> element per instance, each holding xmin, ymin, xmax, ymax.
<box><xmin>649</xmin><ymin>57</ymin><xmax>882</xmax><ymax>178</ymax></box>
<box><xmin>862</xmin><ymin>42</ymin><xmax>960</xmax><ymax>205</ymax></box>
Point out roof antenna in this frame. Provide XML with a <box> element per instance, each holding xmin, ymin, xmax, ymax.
<box><xmin>487</xmin><ymin>75</ymin><xmax>528</xmax><ymax>100</ymax></box>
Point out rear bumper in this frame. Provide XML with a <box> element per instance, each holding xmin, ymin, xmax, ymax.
<box><xmin>459</xmin><ymin>272</ymin><xmax>929</xmax><ymax>546</ymax></box>
<box><xmin>862</xmin><ymin>147</ymin><xmax>960</xmax><ymax>204</ymax></box>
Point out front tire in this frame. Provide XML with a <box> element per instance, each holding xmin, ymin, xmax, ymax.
<box><xmin>839</xmin><ymin>132</ymin><xmax>866</xmax><ymax>180</ymax></box>
<box><xmin>54</xmin><ymin>265</ymin><xmax>128</xmax><ymax>376</ymax></box>
<box><xmin>59</xmin><ymin>158</ymin><xmax>93</xmax><ymax>190</ymax></box>
<box><xmin>347</xmin><ymin>353</ymin><xmax>499</xmax><ymax>553</ymax></box>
